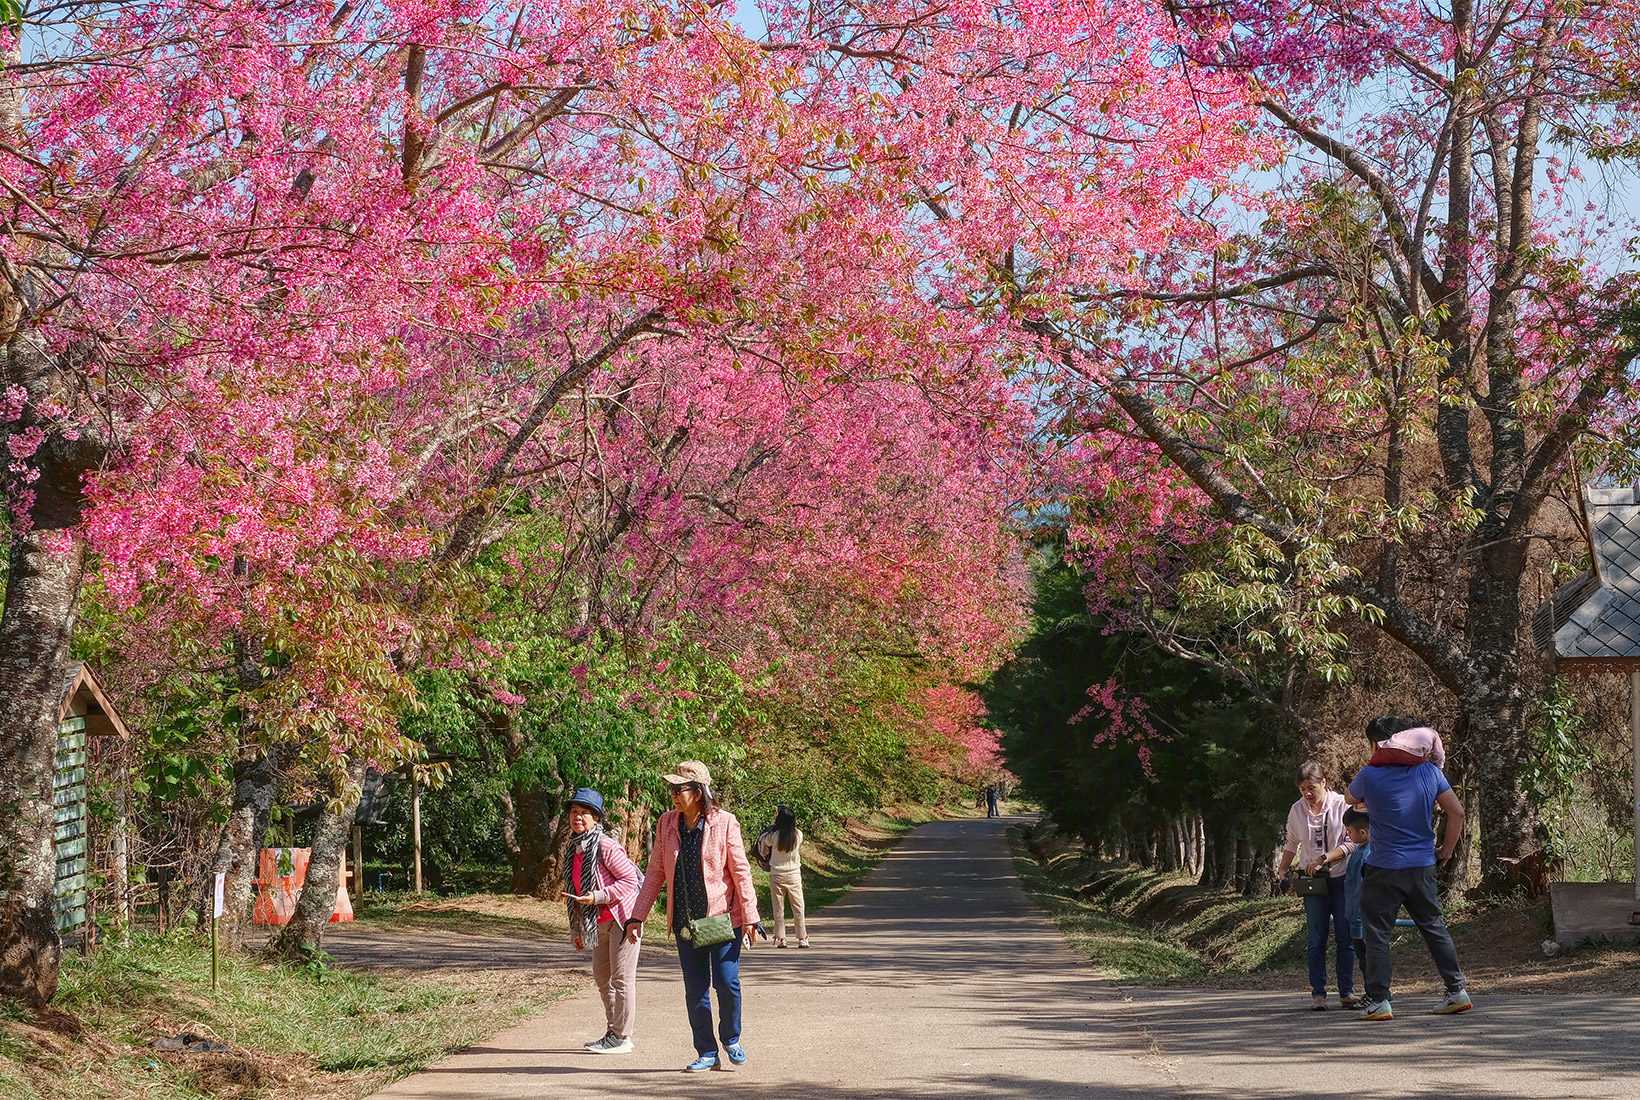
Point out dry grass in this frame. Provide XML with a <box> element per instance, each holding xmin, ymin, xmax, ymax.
<box><xmin>0</xmin><ymin>933</ymin><xmax>578</xmax><ymax>1100</ymax></box>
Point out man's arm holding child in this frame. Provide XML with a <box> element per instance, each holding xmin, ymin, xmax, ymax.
<box><xmin>1435</xmin><ymin>788</ymin><xmax>1464</xmax><ymax>865</ymax></box>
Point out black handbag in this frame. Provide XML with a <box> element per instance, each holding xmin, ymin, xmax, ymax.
<box><xmin>1293</xmin><ymin>871</ymin><xmax>1330</xmax><ymax>897</ymax></box>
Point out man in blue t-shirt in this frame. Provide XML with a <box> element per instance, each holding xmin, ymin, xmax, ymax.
<box><xmin>1346</xmin><ymin>716</ymin><xmax>1472</xmax><ymax>1020</ymax></box>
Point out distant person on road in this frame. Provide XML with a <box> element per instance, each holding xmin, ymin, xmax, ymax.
<box><xmin>1349</xmin><ymin>716</ymin><xmax>1471</xmax><ymax>1021</ymax></box>
<box><xmin>986</xmin><ymin>785</ymin><xmax>1000</xmax><ymax>818</ymax></box>
<box><xmin>757</xmin><ymin>805</ymin><xmax>808</xmax><ymax>948</ymax></box>
<box><xmin>626</xmin><ymin>761</ymin><xmax>764</xmax><ymax>1073</ymax></box>
<box><xmin>563</xmin><ymin>787</ymin><xmax>643</xmax><ymax>1055</ymax></box>
<box><xmin>1275</xmin><ymin>761</ymin><xmax>1356</xmax><ymax>1010</ymax></box>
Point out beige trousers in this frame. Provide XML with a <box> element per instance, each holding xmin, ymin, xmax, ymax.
<box><xmin>769</xmin><ymin>867</ymin><xmax>807</xmax><ymax>943</ymax></box>
<box><xmin>590</xmin><ymin>923</ymin><xmax>641</xmax><ymax>1038</ymax></box>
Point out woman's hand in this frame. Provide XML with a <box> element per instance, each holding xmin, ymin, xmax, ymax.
<box><xmin>572</xmin><ymin>937</ymin><xmax>584</xmax><ymax>951</ymax></box>
<box><xmin>1303</xmin><ymin>858</ymin><xmax>1325</xmax><ymax>875</ymax></box>
<box><xmin>623</xmin><ymin>919</ymin><xmax>643</xmax><ymax>944</ymax></box>
<box><xmin>568</xmin><ymin>892</ymin><xmax>597</xmax><ymax>906</ymax></box>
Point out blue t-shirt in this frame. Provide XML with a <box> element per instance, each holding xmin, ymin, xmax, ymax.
<box><xmin>1348</xmin><ymin>762</ymin><xmax>1450</xmax><ymax>869</ymax></box>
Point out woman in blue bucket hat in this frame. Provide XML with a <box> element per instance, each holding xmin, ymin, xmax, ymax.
<box><xmin>563</xmin><ymin>787</ymin><xmax>643</xmax><ymax>1054</ymax></box>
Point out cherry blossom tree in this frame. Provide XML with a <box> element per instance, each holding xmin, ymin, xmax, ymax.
<box><xmin>1009</xmin><ymin>0</ymin><xmax>1640</xmax><ymax>883</ymax></box>
<box><xmin>2</xmin><ymin>0</ymin><xmax>1265</xmax><ymax>999</ymax></box>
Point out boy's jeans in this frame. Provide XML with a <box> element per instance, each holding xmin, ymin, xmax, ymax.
<box><xmin>1360</xmin><ymin>863</ymin><xmax>1465</xmax><ymax>1003</ymax></box>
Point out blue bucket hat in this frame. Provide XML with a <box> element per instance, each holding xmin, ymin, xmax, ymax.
<box><xmin>568</xmin><ymin>787</ymin><xmax>605</xmax><ymax>818</ymax></box>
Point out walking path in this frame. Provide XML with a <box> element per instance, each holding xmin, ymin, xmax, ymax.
<box><xmin>366</xmin><ymin>817</ymin><xmax>1640</xmax><ymax>1099</ymax></box>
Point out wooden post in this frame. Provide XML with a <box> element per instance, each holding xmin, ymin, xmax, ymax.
<box><xmin>351</xmin><ymin>824</ymin><xmax>364</xmax><ymax>900</ymax></box>
<box><xmin>412</xmin><ymin>778</ymin><xmax>423</xmax><ymax>895</ymax></box>
<box><xmin>112</xmin><ymin>767</ymin><xmax>131</xmax><ymax>947</ymax></box>
<box><xmin>210</xmin><ymin>872</ymin><xmax>222</xmax><ymax>990</ymax></box>
<box><xmin>1631</xmin><ymin>671</ymin><xmax>1640</xmax><ymax>924</ymax></box>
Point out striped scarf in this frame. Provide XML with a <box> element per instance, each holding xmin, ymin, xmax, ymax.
<box><xmin>565</xmin><ymin>825</ymin><xmax>606</xmax><ymax>947</ymax></box>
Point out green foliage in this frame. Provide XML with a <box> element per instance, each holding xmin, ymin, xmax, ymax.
<box><xmin>732</xmin><ymin>651</ymin><xmax>954</xmax><ymax>831</ymax></box>
<box><xmin>1524</xmin><ymin>677</ymin><xmax>1593</xmax><ymax>808</ymax></box>
<box><xmin>985</xmin><ymin>547</ymin><xmax>1296</xmax><ymax>859</ymax></box>
<box><xmin>1525</xmin><ymin>677</ymin><xmax>1634</xmax><ymax>879</ymax></box>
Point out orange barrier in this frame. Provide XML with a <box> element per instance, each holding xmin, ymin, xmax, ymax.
<box><xmin>251</xmin><ymin>847</ymin><xmax>354</xmax><ymax>925</ymax></box>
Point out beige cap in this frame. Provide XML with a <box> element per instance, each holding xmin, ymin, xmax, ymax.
<box><xmin>662</xmin><ymin>760</ymin><xmax>712</xmax><ymax>787</ymax></box>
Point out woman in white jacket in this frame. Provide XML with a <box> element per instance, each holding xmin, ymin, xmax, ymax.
<box><xmin>757</xmin><ymin>805</ymin><xmax>808</xmax><ymax>948</ymax></box>
<box><xmin>1275</xmin><ymin>762</ymin><xmax>1357</xmax><ymax>1010</ymax></box>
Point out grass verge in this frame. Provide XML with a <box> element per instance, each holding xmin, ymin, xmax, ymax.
<box><xmin>0</xmin><ymin>930</ymin><xmax>576</xmax><ymax>1100</ymax></box>
<box><xmin>1008</xmin><ymin>822</ymin><xmax>1211</xmax><ymax>982</ymax></box>
<box><xmin>1013</xmin><ymin>817</ymin><xmax>1640</xmax><ymax>996</ymax></box>
<box><xmin>1011</xmin><ymin>818</ymin><xmax>1311</xmax><ymax>982</ymax></box>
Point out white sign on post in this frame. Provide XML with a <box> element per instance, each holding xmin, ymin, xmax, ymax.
<box><xmin>213</xmin><ymin>872</ymin><xmax>226</xmax><ymax>918</ymax></box>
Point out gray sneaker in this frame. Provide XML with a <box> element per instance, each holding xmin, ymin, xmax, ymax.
<box><xmin>1432</xmin><ymin>990</ymin><xmax>1472</xmax><ymax>1015</ymax></box>
<box><xmin>1358</xmin><ymin>999</ymin><xmax>1394</xmax><ymax>1020</ymax></box>
<box><xmin>584</xmin><ymin>1031</ymin><xmax>614</xmax><ymax>1051</ymax></box>
<box><xmin>587</xmin><ymin>1034</ymin><xmax>634</xmax><ymax>1054</ymax></box>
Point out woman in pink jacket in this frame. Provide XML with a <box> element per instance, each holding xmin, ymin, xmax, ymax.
<box><xmin>624</xmin><ymin>761</ymin><xmax>763</xmax><ymax>1073</ymax></box>
<box><xmin>563</xmin><ymin>787</ymin><xmax>643</xmax><ymax>1054</ymax></box>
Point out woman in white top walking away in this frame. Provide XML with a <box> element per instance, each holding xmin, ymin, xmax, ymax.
<box><xmin>757</xmin><ymin>805</ymin><xmax>808</xmax><ymax>948</ymax></box>
<box><xmin>1275</xmin><ymin>762</ymin><xmax>1357</xmax><ymax>1010</ymax></box>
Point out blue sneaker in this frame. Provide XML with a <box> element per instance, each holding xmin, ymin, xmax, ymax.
<box><xmin>684</xmin><ymin>1053</ymin><xmax>718</xmax><ymax>1073</ymax></box>
<box><xmin>726</xmin><ymin>1041</ymin><xmax>747</xmax><ymax>1066</ymax></box>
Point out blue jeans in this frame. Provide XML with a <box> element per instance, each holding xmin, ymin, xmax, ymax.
<box><xmin>1304</xmin><ymin>874</ymin><xmax>1354</xmax><ymax>998</ymax></box>
<box><xmin>675</xmin><ymin>929</ymin><xmax>743</xmax><ymax>1056</ymax></box>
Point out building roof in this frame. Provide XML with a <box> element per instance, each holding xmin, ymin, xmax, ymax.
<box><xmin>1535</xmin><ymin>484</ymin><xmax>1640</xmax><ymax>671</ymax></box>
<box><xmin>57</xmin><ymin>661</ymin><xmax>132</xmax><ymax>740</ymax></box>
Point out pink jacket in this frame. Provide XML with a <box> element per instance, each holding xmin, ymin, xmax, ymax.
<box><xmin>1369</xmin><ymin>726</ymin><xmax>1447</xmax><ymax>770</ymax></box>
<box><xmin>574</xmin><ymin>834</ymin><xmax>642</xmax><ymax>929</ymax></box>
<box><xmin>632</xmin><ymin>807</ymin><xmax>760</xmax><ymax>932</ymax></box>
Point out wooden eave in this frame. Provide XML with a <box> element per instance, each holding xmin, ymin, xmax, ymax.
<box><xmin>57</xmin><ymin>662</ymin><xmax>131</xmax><ymax>741</ymax></box>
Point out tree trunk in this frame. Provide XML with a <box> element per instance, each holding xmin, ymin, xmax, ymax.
<box><xmin>0</xmin><ymin>327</ymin><xmax>108</xmax><ymax>1004</ymax></box>
<box><xmin>511</xmin><ymin>784</ymin><xmax>571</xmax><ymax>897</ymax></box>
<box><xmin>0</xmin><ymin>522</ymin><xmax>86</xmax><ymax>1006</ymax></box>
<box><xmin>1239</xmin><ymin>835</ymin><xmax>1275</xmax><ymax>899</ymax></box>
<box><xmin>1200</xmin><ymin>823</ymin><xmax>1234</xmax><ymax>890</ymax></box>
<box><xmin>616</xmin><ymin>779</ymin><xmax>650</xmax><ymax>865</ymax></box>
<box><xmin>268</xmin><ymin>758</ymin><xmax>365</xmax><ymax>961</ymax></box>
<box><xmin>1461</xmin><ymin>536</ymin><xmax>1543</xmax><ymax>887</ymax></box>
<box><xmin>203</xmin><ymin>739</ymin><xmax>295</xmax><ymax>948</ymax></box>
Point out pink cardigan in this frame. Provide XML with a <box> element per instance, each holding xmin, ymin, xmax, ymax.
<box><xmin>632</xmin><ymin>807</ymin><xmax>760</xmax><ymax>932</ymax></box>
<box><xmin>577</xmin><ymin>834</ymin><xmax>642</xmax><ymax>928</ymax></box>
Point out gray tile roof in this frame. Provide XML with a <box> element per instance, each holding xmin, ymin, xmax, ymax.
<box><xmin>1542</xmin><ymin>484</ymin><xmax>1640</xmax><ymax>662</ymax></box>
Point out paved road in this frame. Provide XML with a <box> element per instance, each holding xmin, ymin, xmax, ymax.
<box><xmin>367</xmin><ymin>817</ymin><xmax>1640</xmax><ymax>1099</ymax></box>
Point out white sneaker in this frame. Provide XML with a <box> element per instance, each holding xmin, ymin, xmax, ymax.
<box><xmin>588</xmin><ymin>1035</ymin><xmax>634</xmax><ymax>1055</ymax></box>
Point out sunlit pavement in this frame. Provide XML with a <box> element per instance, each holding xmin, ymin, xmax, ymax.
<box><xmin>368</xmin><ymin>817</ymin><xmax>1640</xmax><ymax>1099</ymax></box>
